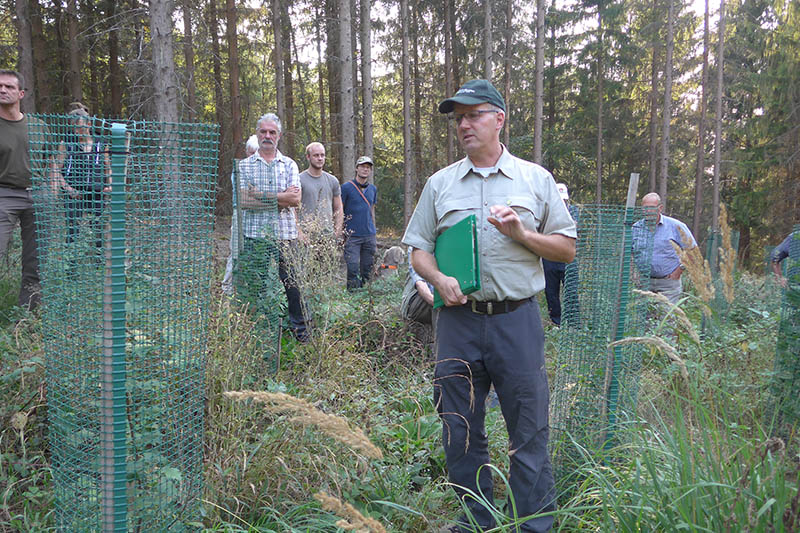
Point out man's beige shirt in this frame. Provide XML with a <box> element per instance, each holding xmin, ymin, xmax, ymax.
<box><xmin>402</xmin><ymin>147</ymin><xmax>576</xmax><ymax>302</ymax></box>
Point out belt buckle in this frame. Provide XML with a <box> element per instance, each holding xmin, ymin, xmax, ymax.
<box><xmin>471</xmin><ymin>300</ymin><xmax>492</xmax><ymax>315</ymax></box>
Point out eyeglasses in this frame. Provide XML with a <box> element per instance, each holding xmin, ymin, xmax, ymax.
<box><xmin>448</xmin><ymin>109</ymin><xmax>500</xmax><ymax>124</ymax></box>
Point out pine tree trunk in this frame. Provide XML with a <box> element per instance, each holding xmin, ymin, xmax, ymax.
<box><xmin>67</xmin><ymin>0</ymin><xmax>83</xmax><ymax>103</ymax></box>
<box><xmin>503</xmin><ymin>0</ymin><xmax>513</xmax><ymax>148</ymax></box>
<box><xmin>15</xmin><ymin>0</ymin><xmax>35</xmax><ymax>113</ymax></box>
<box><xmin>150</xmin><ymin>0</ymin><xmax>179</xmax><ymax>123</ymax></box>
<box><xmin>207</xmin><ymin>0</ymin><xmax>228</xmax><ymax>212</ymax></box>
<box><xmin>107</xmin><ymin>0</ymin><xmax>122</xmax><ymax>116</ymax></box>
<box><xmin>360</xmin><ymin>0</ymin><xmax>373</xmax><ymax>160</ymax></box>
<box><xmin>712</xmin><ymin>0</ymin><xmax>724</xmax><ymax>234</ymax></box>
<box><xmin>281</xmin><ymin>0</ymin><xmax>295</xmax><ymax>160</ymax></box>
<box><xmin>273</xmin><ymin>0</ymin><xmax>285</xmax><ymax>132</ymax></box>
<box><xmin>692</xmin><ymin>0</ymin><xmax>709</xmax><ymax>238</ymax></box>
<box><xmin>659</xmin><ymin>0</ymin><xmax>675</xmax><ymax>209</ymax></box>
<box><xmin>595</xmin><ymin>4</ymin><xmax>604</xmax><ymax>203</ymax></box>
<box><xmin>226</xmin><ymin>0</ymin><xmax>243</xmax><ymax>156</ymax></box>
<box><xmin>534</xmin><ymin>0</ymin><xmax>544</xmax><ymax>164</ymax></box>
<box><xmin>412</xmin><ymin>0</ymin><xmax>422</xmax><ymax>186</ymax></box>
<box><xmin>181</xmin><ymin>0</ymin><xmax>197</xmax><ymax>121</ymax></box>
<box><xmin>483</xmin><ymin>0</ymin><xmax>492</xmax><ymax>79</ymax></box>
<box><xmin>326</xmin><ymin>0</ymin><xmax>341</xmax><ymax>178</ymax></box>
<box><xmin>316</xmin><ymin>6</ymin><xmax>327</xmax><ymax>146</ymax></box>
<box><xmin>30</xmin><ymin>0</ymin><xmax>49</xmax><ymax>112</ymax></box>
<box><xmin>339</xmin><ymin>0</ymin><xmax>356</xmax><ymax>177</ymax></box>
<box><xmin>648</xmin><ymin>39</ymin><xmax>659</xmax><ymax>193</ymax></box>
<box><xmin>401</xmin><ymin>0</ymin><xmax>414</xmax><ymax>224</ymax></box>
<box><xmin>444</xmin><ymin>0</ymin><xmax>455</xmax><ymax>164</ymax></box>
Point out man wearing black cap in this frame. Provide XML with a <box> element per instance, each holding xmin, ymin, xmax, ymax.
<box><xmin>342</xmin><ymin>155</ymin><xmax>378</xmax><ymax>289</ymax></box>
<box><xmin>402</xmin><ymin>79</ymin><xmax>576</xmax><ymax>532</ymax></box>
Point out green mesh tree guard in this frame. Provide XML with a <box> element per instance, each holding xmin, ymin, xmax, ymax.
<box><xmin>231</xmin><ymin>159</ymin><xmax>284</xmax><ymax>359</ymax></box>
<box><xmin>550</xmin><ymin>205</ymin><xmax>652</xmax><ymax>475</ymax></box>
<box><xmin>28</xmin><ymin>114</ymin><xmax>218</xmax><ymax>531</ymax></box>
<box><xmin>772</xmin><ymin>226</ymin><xmax>800</xmax><ymax>425</ymax></box>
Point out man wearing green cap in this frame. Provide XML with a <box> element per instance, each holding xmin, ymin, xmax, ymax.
<box><xmin>402</xmin><ymin>79</ymin><xmax>576</xmax><ymax>532</ymax></box>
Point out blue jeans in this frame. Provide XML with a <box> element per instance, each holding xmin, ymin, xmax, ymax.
<box><xmin>344</xmin><ymin>234</ymin><xmax>376</xmax><ymax>289</ymax></box>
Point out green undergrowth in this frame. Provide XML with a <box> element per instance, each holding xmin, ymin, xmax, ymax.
<box><xmin>2</xmin><ymin>253</ymin><xmax>799</xmax><ymax>531</ymax></box>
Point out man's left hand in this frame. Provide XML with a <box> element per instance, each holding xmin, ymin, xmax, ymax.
<box><xmin>667</xmin><ymin>266</ymin><xmax>683</xmax><ymax>280</ymax></box>
<box><xmin>488</xmin><ymin>205</ymin><xmax>524</xmax><ymax>241</ymax></box>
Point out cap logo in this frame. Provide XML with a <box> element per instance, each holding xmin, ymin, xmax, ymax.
<box><xmin>457</xmin><ymin>88</ymin><xmax>476</xmax><ymax>94</ymax></box>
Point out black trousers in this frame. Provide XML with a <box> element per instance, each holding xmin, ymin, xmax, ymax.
<box><xmin>237</xmin><ymin>238</ymin><xmax>308</xmax><ymax>336</ymax></box>
<box><xmin>434</xmin><ymin>298</ymin><xmax>555</xmax><ymax>532</ymax></box>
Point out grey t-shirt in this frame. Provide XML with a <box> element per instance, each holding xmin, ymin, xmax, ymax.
<box><xmin>299</xmin><ymin>170</ymin><xmax>341</xmax><ymax>229</ymax></box>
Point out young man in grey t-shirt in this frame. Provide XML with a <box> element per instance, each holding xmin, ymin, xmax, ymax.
<box><xmin>298</xmin><ymin>142</ymin><xmax>342</xmax><ymax>239</ymax></box>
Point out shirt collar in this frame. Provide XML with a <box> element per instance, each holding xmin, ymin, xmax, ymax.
<box><xmin>252</xmin><ymin>149</ymin><xmax>287</xmax><ymax>165</ymax></box>
<box><xmin>457</xmin><ymin>144</ymin><xmax>514</xmax><ymax>180</ymax></box>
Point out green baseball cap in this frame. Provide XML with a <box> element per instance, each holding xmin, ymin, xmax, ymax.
<box><xmin>438</xmin><ymin>79</ymin><xmax>506</xmax><ymax>114</ymax></box>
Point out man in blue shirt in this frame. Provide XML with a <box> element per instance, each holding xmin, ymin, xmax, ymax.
<box><xmin>771</xmin><ymin>230</ymin><xmax>799</xmax><ymax>288</ymax></box>
<box><xmin>632</xmin><ymin>192</ymin><xmax>697</xmax><ymax>304</ymax></box>
<box><xmin>341</xmin><ymin>156</ymin><xmax>377</xmax><ymax>289</ymax></box>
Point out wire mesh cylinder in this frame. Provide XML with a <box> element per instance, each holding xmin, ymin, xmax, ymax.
<box><xmin>550</xmin><ymin>205</ymin><xmax>653</xmax><ymax>471</ymax></box>
<box><xmin>772</xmin><ymin>226</ymin><xmax>800</xmax><ymax>424</ymax></box>
<box><xmin>28</xmin><ymin>115</ymin><xmax>218</xmax><ymax>531</ymax></box>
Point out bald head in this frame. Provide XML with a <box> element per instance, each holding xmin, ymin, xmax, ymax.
<box><xmin>642</xmin><ymin>192</ymin><xmax>663</xmax><ymax>223</ymax></box>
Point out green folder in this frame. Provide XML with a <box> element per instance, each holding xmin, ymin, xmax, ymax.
<box><xmin>433</xmin><ymin>214</ymin><xmax>481</xmax><ymax>308</ymax></box>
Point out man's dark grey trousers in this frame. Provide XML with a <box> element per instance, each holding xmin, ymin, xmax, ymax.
<box><xmin>0</xmin><ymin>188</ymin><xmax>40</xmax><ymax>309</ymax></box>
<box><xmin>434</xmin><ymin>298</ymin><xmax>555</xmax><ymax>532</ymax></box>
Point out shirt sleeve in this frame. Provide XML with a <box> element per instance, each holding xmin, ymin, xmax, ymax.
<box><xmin>331</xmin><ymin>175</ymin><xmax>341</xmax><ymax>197</ymax></box>
<box><xmin>540</xmin><ymin>175</ymin><xmax>577</xmax><ymax>239</ymax></box>
<box><xmin>773</xmin><ymin>233</ymin><xmax>793</xmax><ymax>262</ymax></box>
<box><xmin>289</xmin><ymin>160</ymin><xmax>300</xmax><ymax>188</ymax></box>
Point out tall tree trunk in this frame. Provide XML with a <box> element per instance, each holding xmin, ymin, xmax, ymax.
<box><xmin>181</xmin><ymin>0</ymin><xmax>197</xmax><ymax>121</ymax></box>
<box><xmin>444</xmin><ymin>0</ymin><xmax>455</xmax><ymax>164</ymax></box>
<box><xmin>150</xmin><ymin>0</ymin><xmax>179</xmax><ymax>122</ymax></box>
<box><xmin>208</xmin><ymin>0</ymin><xmax>228</xmax><ymax>211</ymax></box>
<box><xmin>67</xmin><ymin>0</ymin><xmax>83</xmax><ymax>103</ymax></box>
<box><xmin>659</xmin><ymin>0</ymin><xmax>675</xmax><ymax>209</ymax></box>
<box><xmin>291</xmin><ymin>23</ymin><xmax>312</xmax><ymax>143</ymax></box>
<box><xmin>483</xmin><ymin>0</ymin><xmax>492</xmax><ymax>79</ymax></box>
<box><xmin>401</xmin><ymin>0</ymin><xmax>414</xmax><ymax>224</ymax></box>
<box><xmin>595</xmin><ymin>3</ymin><xmax>604</xmax><ymax>203</ymax></box>
<box><xmin>339</xmin><ymin>0</ymin><xmax>356</xmax><ymax>177</ymax></box>
<box><xmin>547</xmin><ymin>0</ymin><xmax>556</xmax><ymax>161</ymax></box>
<box><xmin>316</xmin><ymin>5</ymin><xmax>327</xmax><ymax>146</ymax></box>
<box><xmin>412</xmin><ymin>0</ymin><xmax>422</xmax><ymax>184</ymax></box>
<box><xmin>692</xmin><ymin>0</ymin><xmax>709</xmax><ymax>238</ymax></box>
<box><xmin>226</xmin><ymin>0</ymin><xmax>243</xmax><ymax>157</ymax></box>
<box><xmin>15</xmin><ymin>0</ymin><xmax>35</xmax><ymax>113</ymax></box>
<box><xmin>350</xmin><ymin>0</ymin><xmax>360</xmax><ymax>154</ymax></box>
<box><xmin>648</xmin><ymin>35</ymin><xmax>659</xmax><ymax>193</ymax></box>
<box><xmin>326</xmin><ymin>0</ymin><xmax>341</xmax><ymax>178</ymax></box>
<box><xmin>503</xmin><ymin>0</ymin><xmax>513</xmax><ymax>148</ymax></box>
<box><xmin>30</xmin><ymin>0</ymin><xmax>49</xmax><ymax>112</ymax></box>
<box><xmin>534</xmin><ymin>0</ymin><xmax>544</xmax><ymax>164</ymax></box>
<box><xmin>281</xmin><ymin>0</ymin><xmax>295</xmax><ymax>160</ymax></box>
<box><xmin>107</xmin><ymin>0</ymin><xmax>122</xmax><ymax>115</ymax></box>
<box><xmin>360</xmin><ymin>0</ymin><xmax>373</xmax><ymax>160</ymax></box>
<box><xmin>712</xmin><ymin>0</ymin><xmax>724</xmax><ymax>233</ymax></box>
<box><xmin>273</xmin><ymin>0</ymin><xmax>285</xmax><ymax>130</ymax></box>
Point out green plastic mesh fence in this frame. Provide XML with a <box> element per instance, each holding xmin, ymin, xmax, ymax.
<box><xmin>705</xmin><ymin>228</ymin><xmax>740</xmax><ymax>319</ymax></box>
<box><xmin>772</xmin><ymin>226</ymin><xmax>800</xmax><ymax>425</ymax></box>
<box><xmin>231</xmin><ymin>158</ymin><xmax>285</xmax><ymax>358</ymax></box>
<box><xmin>550</xmin><ymin>205</ymin><xmax>652</xmax><ymax>479</ymax></box>
<box><xmin>28</xmin><ymin>114</ymin><xmax>218</xmax><ymax>531</ymax></box>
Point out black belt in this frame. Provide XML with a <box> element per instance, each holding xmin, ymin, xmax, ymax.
<box><xmin>467</xmin><ymin>297</ymin><xmax>530</xmax><ymax>315</ymax></box>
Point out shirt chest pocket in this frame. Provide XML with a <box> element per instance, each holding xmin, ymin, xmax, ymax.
<box><xmin>504</xmin><ymin>195</ymin><xmax>544</xmax><ymax>232</ymax></box>
<box><xmin>435</xmin><ymin>197</ymin><xmax>481</xmax><ymax>231</ymax></box>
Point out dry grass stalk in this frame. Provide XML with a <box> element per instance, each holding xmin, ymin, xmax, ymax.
<box><xmin>609</xmin><ymin>336</ymin><xmax>688</xmax><ymax>381</ymax></box>
<box><xmin>633</xmin><ymin>289</ymin><xmax>700</xmax><ymax>345</ymax></box>
<box><xmin>718</xmin><ymin>205</ymin><xmax>736</xmax><ymax>304</ymax></box>
<box><xmin>672</xmin><ymin>228</ymin><xmax>715</xmax><ymax>311</ymax></box>
<box><xmin>224</xmin><ymin>390</ymin><xmax>383</xmax><ymax>459</ymax></box>
<box><xmin>314</xmin><ymin>491</ymin><xmax>388</xmax><ymax>533</ymax></box>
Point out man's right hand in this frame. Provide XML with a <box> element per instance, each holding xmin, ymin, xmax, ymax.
<box><xmin>434</xmin><ymin>274</ymin><xmax>467</xmax><ymax>306</ymax></box>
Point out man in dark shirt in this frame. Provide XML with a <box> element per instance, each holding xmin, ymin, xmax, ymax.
<box><xmin>341</xmin><ymin>156</ymin><xmax>378</xmax><ymax>289</ymax></box>
<box><xmin>772</xmin><ymin>230</ymin><xmax>799</xmax><ymax>288</ymax></box>
<box><xmin>0</xmin><ymin>70</ymin><xmax>40</xmax><ymax>310</ymax></box>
